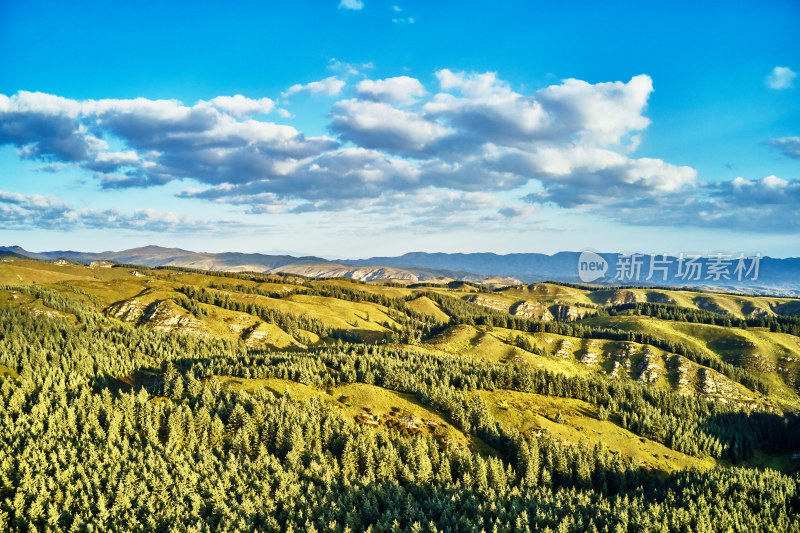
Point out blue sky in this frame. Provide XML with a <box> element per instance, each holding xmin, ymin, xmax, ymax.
<box><xmin>0</xmin><ymin>0</ymin><xmax>798</xmax><ymax>257</ymax></box>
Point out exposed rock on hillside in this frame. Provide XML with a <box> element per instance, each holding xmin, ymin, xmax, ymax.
<box><xmin>578</xmin><ymin>340</ymin><xmax>601</xmax><ymax>366</ymax></box>
<box><xmin>555</xmin><ymin>339</ymin><xmax>574</xmax><ymax>358</ymax></box>
<box><xmin>694</xmin><ymin>296</ymin><xmax>729</xmax><ymax>315</ymax></box>
<box><xmin>244</xmin><ymin>327</ymin><xmax>271</xmax><ymax>347</ymax></box>
<box><xmin>608</xmin><ymin>361</ymin><xmax>625</xmax><ymax>378</ymax></box>
<box><xmin>772</xmin><ymin>301</ymin><xmax>800</xmax><ymax>317</ymax></box>
<box><xmin>698</xmin><ymin>367</ymin><xmax>739</xmax><ymax>398</ymax></box>
<box><xmin>646</xmin><ymin>292</ymin><xmax>676</xmax><ymax>304</ymax></box>
<box><xmin>596</xmin><ymin>290</ymin><xmax>645</xmax><ymax>306</ymax></box>
<box><xmin>105</xmin><ymin>298</ymin><xmax>146</xmax><ymax>322</ymax></box>
<box><xmin>466</xmin><ymin>295</ymin><xmax>510</xmax><ymax>313</ymax></box>
<box><xmin>549</xmin><ymin>304</ymin><xmax>588</xmax><ymax>321</ymax></box>
<box><xmin>511</xmin><ymin>301</ymin><xmax>553</xmax><ymax>321</ymax></box>
<box><xmin>637</xmin><ymin>349</ymin><xmax>664</xmax><ymax>383</ymax></box>
<box><xmin>740</xmin><ymin>300</ymin><xmax>770</xmax><ymax>317</ymax></box>
<box><xmin>673</xmin><ymin>356</ymin><xmax>694</xmax><ymax>391</ymax></box>
<box><xmin>139</xmin><ymin>300</ymin><xmax>209</xmax><ymax>337</ymax></box>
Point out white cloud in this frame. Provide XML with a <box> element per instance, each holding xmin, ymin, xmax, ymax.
<box><xmin>422</xmin><ymin>71</ymin><xmax>652</xmax><ymax>150</ymax></box>
<box><xmin>766</xmin><ymin>66</ymin><xmax>797</xmax><ymax>89</ymax></box>
<box><xmin>331</xmin><ymin>99</ymin><xmax>451</xmax><ymax>155</ymax></box>
<box><xmin>327</xmin><ymin>58</ymin><xmax>373</xmax><ymax>77</ymax></box>
<box><xmin>0</xmin><ymin>189</ymin><xmax>260</xmax><ymax>232</ymax></box>
<box><xmin>281</xmin><ymin>76</ymin><xmax>346</xmax><ymax>99</ymax></box>
<box><xmin>535</xmin><ymin>75</ymin><xmax>652</xmax><ymax>148</ymax></box>
<box><xmin>356</xmin><ymin>76</ymin><xmax>426</xmax><ymax>105</ymax></box>
<box><xmin>1</xmin><ymin>68</ymin><xmax>795</xmax><ymax>233</ymax></box>
<box><xmin>205</xmin><ymin>95</ymin><xmax>274</xmax><ymax>117</ymax></box>
<box><xmin>338</xmin><ymin>0</ymin><xmax>364</xmax><ymax>10</ymax></box>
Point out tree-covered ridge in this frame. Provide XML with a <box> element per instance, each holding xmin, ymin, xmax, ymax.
<box><xmin>1</xmin><ymin>307</ymin><xmax>799</xmax><ymax>532</ymax></box>
<box><xmin>0</xmin><ymin>259</ymin><xmax>799</xmax><ymax>531</ymax></box>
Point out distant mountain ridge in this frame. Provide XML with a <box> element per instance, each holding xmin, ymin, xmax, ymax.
<box><xmin>2</xmin><ymin>245</ymin><xmax>799</xmax><ymax>295</ymax></box>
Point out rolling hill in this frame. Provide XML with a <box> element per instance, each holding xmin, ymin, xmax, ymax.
<box><xmin>4</xmin><ymin>245</ymin><xmax>800</xmax><ymax>294</ymax></box>
<box><xmin>2</xmin><ymin>255</ymin><xmax>800</xmax><ymax>531</ymax></box>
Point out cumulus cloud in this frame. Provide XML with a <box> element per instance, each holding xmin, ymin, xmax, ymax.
<box><xmin>356</xmin><ymin>76</ymin><xmax>426</xmax><ymax>105</ymax></box>
<box><xmin>0</xmin><ymin>190</ymin><xmax>259</xmax><ymax>232</ymax></box>
<box><xmin>766</xmin><ymin>66</ymin><xmax>797</xmax><ymax>89</ymax></box>
<box><xmin>525</xmin><ymin>174</ymin><xmax>800</xmax><ymax>233</ymax></box>
<box><xmin>1</xmin><ymin>68</ymin><xmax>794</xmax><ymax>233</ymax></box>
<box><xmin>0</xmin><ymin>90</ymin><xmax>336</xmax><ymax>189</ymax></box>
<box><xmin>338</xmin><ymin>0</ymin><xmax>363</xmax><ymax>10</ymax></box>
<box><xmin>423</xmin><ymin>70</ymin><xmax>652</xmax><ymax>150</ymax></box>
<box><xmin>764</xmin><ymin>136</ymin><xmax>800</xmax><ymax>159</ymax></box>
<box><xmin>330</xmin><ymin>99</ymin><xmax>451</xmax><ymax>155</ymax></box>
<box><xmin>205</xmin><ymin>95</ymin><xmax>274</xmax><ymax>117</ymax></box>
<box><xmin>281</xmin><ymin>76</ymin><xmax>346</xmax><ymax>99</ymax></box>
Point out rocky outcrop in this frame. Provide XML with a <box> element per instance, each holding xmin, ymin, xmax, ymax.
<box><xmin>698</xmin><ymin>367</ymin><xmax>739</xmax><ymax>398</ymax></box>
<box><xmin>596</xmin><ymin>290</ymin><xmax>645</xmax><ymax>306</ymax></box>
<box><xmin>646</xmin><ymin>292</ymin><xmax>676</xmax><ymax>304</ymax></box>
<box><xmin>555</xmin><ymin>339</ymin><xmax>574</xmax><ymax>358</ymax></box>
<box><xmin>105</xmin><ymin>298</ymin><xmax>146</xmax><ymax>322</ymax></box>
<box><xmin>636</xmin><ymin>349</ymin><xmax>664</xmax><ymax>383</ymax></box>
<box><xmin>580</xmin><ymin>350</ymin><xmax>600</xmax><ymax>366</ymax></box>
<box><xmin>579</xmin><ymin>340</ymin><xmax>601</xmax><ymax>366</ymax></box>
<box><xmin>139</xmin><ymin>300</ymin><xmax>209</xmax><ymax>337</ymax></box>
<box><xmin>244</xmin><ymin>327</ymin><xmax>271</xmax><ymax>347</ymax></box>
<box><xmin>694</xmin><ymin>296</ymin><xmax>729</xmax><ymax>315</ymax></box>
<box><xmin>549</xmin><ymin>304</ymin><xmax>588</xmax><ymax>321</ymax></box>
<box><xmin>608</xmin><ymin>361</ymin><xmax>625</xmax><ymax>378</ymax></box>
<box><xmin>511</xmin><ymin>301</ymin><xmax>553</xmax><ymax>321</ymax></box>
<box><xmin>741</xmin><ymin>302</ymin><xmax>769</xmax><ymax>317</ymax></box>
<box><xmin>673</xmin><ymin>356</ymin><xmax>693</xmax><ymax>391</ymax></box>
<box><xmin>466</xmin><ymin>295</ymin><xmax>510</xmax><ymax>313</ymax></box>
<box><xmin>89</xmin><ymin>260</ymin><xmax>114</xmax><ymax>268</ymax></box>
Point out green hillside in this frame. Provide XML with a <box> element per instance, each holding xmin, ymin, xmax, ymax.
<box><xmin>1</xmin><ymin>258</ymin><xmax>800</xmax><ymax>531</ymax></box>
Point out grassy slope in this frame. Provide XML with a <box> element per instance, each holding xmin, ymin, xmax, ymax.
<box><xmin>219</xmin><ymin>377</ymin><xmax>490</xmax><ymax>452</ymax></box>
<box><xmin>477</xmin><ymin>388</ymin><xmax>715</xmax><ymax>472</ymax></box>
<box><xmin>2</xmin><ymin>258</ymin><xmax>800</xmax><ymax>472</ymax></box>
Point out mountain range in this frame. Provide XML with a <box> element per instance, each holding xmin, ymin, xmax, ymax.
<box><xmin>2</xmin><ymin>245</ymin><xmax>799</xmax><ymax>295</ymax></box>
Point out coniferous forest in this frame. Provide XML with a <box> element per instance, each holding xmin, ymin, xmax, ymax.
<box><xmin>1</xmin><ymin>259</ymin><xmax>799</xmax><ymax>532</ymax></box>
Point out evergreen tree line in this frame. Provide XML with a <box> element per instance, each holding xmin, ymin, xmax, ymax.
<box><xmin>1</xmin><ymin>300</ymin><xmax>800</xmax><ymax>531</ymax></box>
<box><xmin>187</xmin><ymin>345</ymin><xmax>798</xmax><ymax>462</ymax></box>
<box><xmin>4</xmin><ymin>367</ymin><xmax>798</xmax><ymax>532</ymax></box>
<box><xmin>198</xmin><ymin>282</ymin><xmax>775</xmax><ymax>397</ymax></box>
<box><xmin>420</xmin><ymin>292</ymin><xmax>771</xmax><ymax>395</ymax></box>
<box><xmin>606</xmin><ymin>302</ymin><xmax>800</xmax><ymax>335</ymax></box>
<box><xmin>176</xmin><ymin>286</ymin><xmax>360</xmax><ymax>342</ymax></box>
